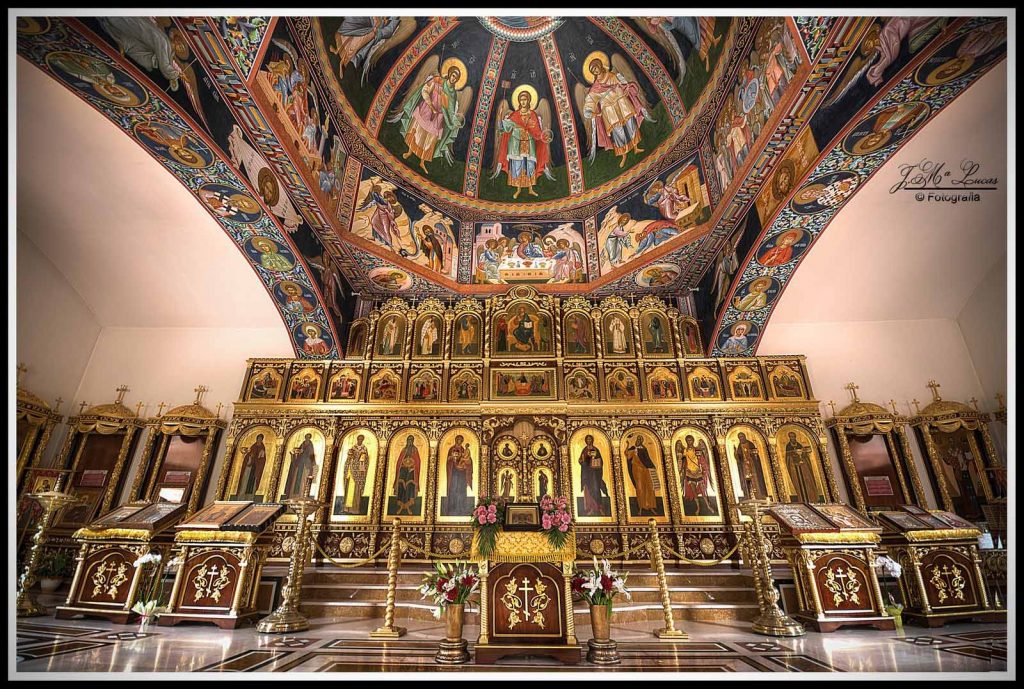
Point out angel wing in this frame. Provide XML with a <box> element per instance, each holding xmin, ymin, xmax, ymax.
<box><xmin>634</xmin><ymin>18</ymin><xmax>685</xmax><ymax>83</ymax></box>
<box><xmin>610</xmin><ymin>53</ymin><xmax>654</xmax><ymax>118</ymax></box>
<box><xmin>489</xmin><ymin>98</ymin><xmax>511</xmax><ymax>178</ymax></box>
<box><xmin>364</xmin><ymin>17</ymin><xmax>418</xmax><ymax>78</ymax></box>
<box><xmin>178</xmin><ymin>64</ymin><xmax>209</xmax><ymax>130</ymax></box>
<box><xmin>387</xmin><ymin>54</ymin><xmax>440</xmax><ymax>122</ymax></box>
<box><xmin>534</xmin><ymin>97</ymin><xmax>556</xmax><ymax>180</ymax></box>
<box><xmin>271</xmin><ymin>38</ymin><xmax>299</xmax><ymax>65</ymax></box>
<box><xmin>456</xmin><ymin>84</ymin><xmax>475</xmax><ymax>123</ymax></box>
<box><xmin>573</xmin><ymin>83</ymin><xmax>596</xmax><ymax>161</ymax></box>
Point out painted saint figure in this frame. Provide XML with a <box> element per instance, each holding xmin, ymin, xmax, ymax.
<box><xmin>578</xmin><ymin>434</ymin><xmax>612</xmax><ymax>517</ymax></box>
<box><xmin>734</xmin><ymin>432</ymin><xmax>769</xmax><ymax>499</ymax></box>
<box><xmin>784</xmin><ymin>431</ymin><xmax>821</xmax><ymax>502</ymax></box>
<box><xmin>284</xmin><ymin>433</ymin><xmax>317</xmax><ymax>498</ymax></box>
<box><xmin>389</xmin><ymin>58</ymin><xmax>471</xmax><ymax>172</ymax></box>
<box><xmin>444</xmin><ymin>435</ymin><xmax>474</xmax><ymax>516</ymax></box>
<box><xmin>419</xmin><ymin>317</ymin><xmax>439</xmax><ymax>356</ymax></box>
<box><xmin>577</xmin><ymin>54</ymin><xmax>651</xmax><ymax>168</ymax></box>
<box><xmin>340</xmin><ymin>434</ymin><xmax>370</xmax><ymax>515</ymax></box>
<box><xmin>624</xmin><ymin>434</ymin><xmax>659</xmax><ymax>515</ymax></box>
<box><xmin>493</xmin><ymin>88</ymin><xmax>552</xmax><ymax>198</ymax></box>
<box><xmin>677</xmin><ymin>435</ymin><xmax>718</xmax><ymax>517</ymax></box>
<box><xmin>499</xmin><ymin>469</ymin><xmax>515</xmax><ymax>498</ymax></box>
<box><xmin>238</xmin><ymin>433</ymin><xmax>267</xmax><ymax>497</ymax></box>
<box><xmin>607</xmin><ymin>315</ymin><xmax>629</xmax><ymax>354</ymax></box>
<box><xmin>391</xmin><ymin>434</ymin><xmax>422</xmax><ymax>516</ymax></box>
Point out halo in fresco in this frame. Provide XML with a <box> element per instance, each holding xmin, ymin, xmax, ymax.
<box><xmin>842</xmin><ymin>101</ymin><xmax>930</xmax><ymax>156</ymax></box>
<box><xmin>274</xmin><ymin>280</ymin><xmax>319</xmax><ymax>315</ymax></box>
<box><xmin>198</xmin><ymin>183</ymin><xmax>263</xmax><ymax>224</ymax></box>
<box><xmin>46</xmin><ymin>50</ymin><xmax>147</xmax><ymax>107</ymax></box>
<box><xmin>635</xmin><ymin>263</ymin><xmax>681</xmax><ymax>288</ymax></box>
<box><xmin>134</xmin><ymin>120</ymin><xmax>215</xmax><ymax>168</ymax></box>
<box><xmin>755</xmin><ymin>228</ymin><xmax>811</xmax><ymax>268</ymax></box>
<box><xmin>245</xmin><ymin>236</ymin><xmax>296</xmax><ymax>273</ymax></box>
<box><xmin>17</xmin><ymin>17</ymin><xmax>51</xmax><ymax>36</ymax></box>
<box><xmin>716</xmin><ymin>319</ymin><xmax>758</xmax><ymax>356</ymax></box>
<box><xmin>790</xmin><ymin>171</ymin><xmax>860</xmax><ymax>215</ymax></box>
<box><xmin>368</xmin><ymin>266</ymin><xmax>414</xmax><ymax>291</ymax></box>
<box><xmin>293</xmin><ymin>321</ymin><xmax>334</xmax><ymax>357</ymax></box>
<box><xmin>913</xmin><ymin>21</ymin><xmax>1006</xmax><ymax>87</ymax></box>
<box><xmin>731</xmin><ymin>276</ymin><xmax>781</xmax><ymax>313</ymax></box>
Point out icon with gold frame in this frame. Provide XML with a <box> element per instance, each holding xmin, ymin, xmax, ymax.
<box><xmin>331</xmin><ymin>428</ymin><xmax>377</xmax><ymax>522</ymax></box>
<box><xmin>451</xmin><ymin>312</ymin><xmax>482</xmax><ymax>358</ymax></box>
<box><xmin>437</xmin><ymin>428</ymin><xmax>479</xmax><ymax>521</ymax></box>
<box><xmin>687</xmin><ymin>365</ymin><xmax>722</xmax><ymax>401</ymax></box>
<box><xmin>570</xmin><ymin>428</ymin><xmax>616</xmax><ymax>523</ymax></box>
<box><xmin>646</xmin><ymin>366</ymin><xmax>680</xmax><ymax>402</ymax></box>
<box><xmin>602</xmin><ymin>310</ymin><xmax>634</xmax><ymax>357</ymax></box>
<box><xmin>327</xmin><ymin>367</ymin><xmax>361</xmax><ymax>401</ymax></box>
<box><xmin>368</xmin><ymin>369</ymin><xmax>402</xmax><ymax>402</ymax></box>
<box><xmin>639</xmin><ymin>311</ymin><xmax>673</xmax><ymax>357</ymax></box>
<box><xmin>247</xmin><ymin>366</ymin><xmax>283</xmax><ymax>401</ymax></box>
<box><xmin>413</xmin><ymin>313</ymin><xmax>444</xmax><ymax>359</ymax></box>
<box><xmin>491</xmin><ymin>301</ymin><xmax>554</xmax><ymax>357</ymax></box>
<box><xmin>564</xmin><ymin>368</ymin><xmax>598</xmax><ymax>401</ymax></box>
<box><xmin>276</xmin><ymin>426</ymin><xmax>327</xmax><ymax>511</ymax></box>
<box><xmin>384</xmin><ymin>429</ymin><xmax>429</xmax><ymax>522</ymax></box>
<box><xmin>725</xmin><ymin>425</ymin><xmax>777</xmax><ymax>501</ymax></box>
<box><xmin>776</xmin><ymin>424</ymin><xmax>829</xmax><ymax>504</ymax></box>
<box><xmin>287</xmin><ymin>366</ymin><xmax>323</xmax><ymax>401</ymax></box>
<box><xmin>374</xmin><ymin>313</ymin><xmax>407</xmax><ymax>359</ymax></box>
<box><xmin>670</xmin><ymin>427</ymin><xmax>724</xmax><ymax>523</ymax></box>
<box><xmin>449</xmin><ymin>369</ymin><xmax>482</xmax><ymax>402</ymax></box>
<box><xmin>408</xmin><ymin>369</ymin><xmax>442</xmax><ymax>403</ymax></box>
<box><xmin>491</xmin><ymin>368</ymin><xmax>557</xmax><ymax>400</ymax></box>
<box><xmin>727</xmin><ymin>365</ymin><xmax>764</xmax><ymax>400</ymax></box>
<box><xmin>605</xmin><ymin>367</ymin><xmax>640</xmax><ymax>402</ymax></box>
<box><xmin>227</xmin><ymin>425</ymin><xmax>278</xmax><ymax>502</ymax></box>
<box><xmin>768</xmin><ymin>363</ymin><xmax>806</xmax><ymax>400</ymax></box>
<box><xmin>620</xmin><ymin>428</ymin><xmax>670</xmax><ymax>524</ymax></box>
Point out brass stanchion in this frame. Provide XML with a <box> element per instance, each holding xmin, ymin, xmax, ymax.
<box><xmin>369</xmin><ymin>518</ymin><xmax>407</xmax><ymax>638</ymax></box>
<box><xmin>647</xmin><ymin>519</ymin><xmax>687</xmax><ymax>639</ymax></box>
<box><xmin>17</xmin><ymin>491</ymin><xmax>82</xmax><ymax>617</ymax></box>
<box><xmin>256</xmin><ymin>491</ymin><xmax>323</xmax><ymax>634</ymax></box>
<box><xmin>738</xmin><ymin>499</ymin><xmax>805</xmax><ymax>637</ymax></box>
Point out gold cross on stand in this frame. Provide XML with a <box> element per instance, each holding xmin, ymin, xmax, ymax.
<box><xmin>215</xmin><ymin>402</ymin><xmax>224</xmax><ymax>418</ymax></box>
<box><xmin>826</xmin><ymin>400</ymin><xmax>837</xmax><ymax>416</ymax></box>
<box><xmin>78</xmin><ymin>401</ymin><xmax>89</xmax><ymax>415</ymax></box>
<box><xmin>969</xmin><ymin>397</ymin><xmax>979</xmax><ymax>410</ymax></box>
<box><xmin>54</xmin><ymin>397</ymin><xmax>64</xmax><ymax>412</ymax></box>
<box><xmin>135</xmin><ymin>402</ymin><xmax>145</xmax><ymax>417</ymax></box>
<box><xmin>926</xmin><ymin>380</ymin><xmax>942</xmax><ymax>401</ymax></box>
<box><xmin>194</xmin><ymin>385</ymin><xmax>209</xmax><ymax>404</ymax></box>
<box><xmin>115</xmin><ymin>385</ymin><xmax>130</xmax><ymax>404</ymax></box>
<box><xmin>844</xmin><ymin>381</ymin><xmax>860</xmax><ymax>402</ymax></box>
<box><xmin>157</xmin><ymin>402</ymin><xmax>167</xmax><ymax>417</ymax></box>
<box><xmin>16</xmin><ymin>363</ymin><xmax>27</xmax><ymax>385</ymax></box>
<box><xmin>911</xmin><ymin>399</ymin><xmax>921</xmax><ymax>414</ymax></box>
<box><xmin>889</xmin><ymin>399</ymin><xmax>899</xmax><ymax>415</ymax></box>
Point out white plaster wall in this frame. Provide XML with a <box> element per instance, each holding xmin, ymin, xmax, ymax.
<box><xmin>758</xmin><ymin>318</ymin><xmax>994</xmax><ymax>507</ymax></box>
<box><xmin>74</xmin><ymin>327</ymin><xmax>293</xmax><ymax>507</ymax></box>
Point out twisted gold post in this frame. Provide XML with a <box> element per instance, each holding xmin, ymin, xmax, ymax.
<box><xmin>648</xmin><ymin>519</ymin><xmax>687</xmax><ymax>639</ymax></box>
<box><xmin>370</xmin><ymin>518</ymin><xmax>407</xmax><ymax>638</ymax></box>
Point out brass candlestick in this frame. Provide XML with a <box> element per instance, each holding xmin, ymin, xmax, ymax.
<box><xmin>256</xmin><ymin>495</ymin><xmax>323</xmax><ymax>633</ymax></box>
<box><xmin>370</xmin><ymin>518</ymin><xmax>407</xmax><ymax>638</ymax></box>
<box><xmin>648</xmin><ymin>519</ymin><xmax>687</xmax><ymax>639</ymax></box>
<box><xmin>17</xmin><ymin>491</ymin><xmax>83</xmax><ymax>617</ymax></box>
<box><xmin>738</xmin><ymin>498</ymin><xmax>805</xmax><ymax>637</ymax></box>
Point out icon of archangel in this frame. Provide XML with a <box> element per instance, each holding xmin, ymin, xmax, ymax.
<box><xmin>489</xmin><ymin>84</ymin><xmax>556</xmax><ymax>198</ymax></box>
<box><xmin>574</xmin><ymin>51</ymin><xmax>654</xmax><ymax>168</ymax></box>
<box><xmin>330</xmin><ymin>17</ymin><xmax>417</xmax><ymax>84</ymax></box>
<box><xmin>387</xmin><ymin>55</ymin><xmax>474</xmax><ymax>173</ymax></box>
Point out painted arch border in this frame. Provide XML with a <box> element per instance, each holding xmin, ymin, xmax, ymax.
<box><xmin>16</xmin><ymin>17</ymin><xmax>341</xmax><ymax>359</ymax></box>
<box><xmin>710</xmin><ymin>17</ymin><xmax>1007</xmax><ymax>356</ymax></box>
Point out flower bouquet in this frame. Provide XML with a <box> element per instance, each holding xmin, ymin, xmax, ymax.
<box><xmin>130</xmin><ymin>551</ymin><xmax>164</xmax><ymax>632</ymax></box>
<box><xmin>471</xmin><ymin>496</ymin><xmax>506</xmax><ymax>558</ymax></box>
<box><xmin>571</xmin><ymin>558</ymin><xmax>632</xmax><ymax>607</ymax></box>
<box><xmin>873</xmin><ymin>555</ymin><xmax>904</xmax><ymax>629</ymax></box>
<box><xmin>418</xmin><ymin>561</ymin><xmax>480</xmax><ymax>620</ymax></box>
<box><xmin>539</xmin><ymin>495</ymin><xmax>573</xmax><ymax>551</ymax></box>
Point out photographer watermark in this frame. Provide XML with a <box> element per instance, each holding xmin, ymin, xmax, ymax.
<box><xmin>890</xmin><ymin>158</ymin><xmax>999</xmax><ymax>203</ymax></box>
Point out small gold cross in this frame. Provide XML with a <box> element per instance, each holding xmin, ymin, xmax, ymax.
<box><xmin>889</xmin><ymin>399</ymin><xmax>899</xmax><ymax>415</ymax></box>
<box><xmin>926</xmin><ymin>380</ymin><xmax>942</xmax><ymax>402</ymax></box>
<box><xmin>54</xmin><ymin>396</ymin><xmax>64</xmax><ymax>412</ymax></box>
<box><xmin>827</xmin><ymin>400</ymin><xmax>837</xmax><ymax>416</ymax></box>
<box><xmin>969</xmin><ymin>397</ymin><xmax>979</xmax><ymax>410</ymax></box>
<box><xmin>194</xmin><ymin>385</ymin><xmax>209</xmax><ymax>404</ymax></box>
<box><xmin>844</xmin><ymin>381</ymin><xmax>860</xmax><ymax>402</ymax></box>
<box><xmin>912</xmin><ymin>399</ymin><xmax>921</xmax><ymax>414</ymax></box>
<box><xmin>115</xmin><ymin>385</ymin><xmax>130</xmax><ymax>404</ymax></box>
<box><xmin>78</xmin><ymin>401</ymin><xmax>89</xmax><ymax>414</ymax></box>
<box><xmin>215</xmin><ymin>402</ymin><xmax>224</xmax><ymax>418</ymax></box>
<box><xmin>157</xmin><ymin>402</ymin><xmax>167</xmax><ymax>416</ymax></box>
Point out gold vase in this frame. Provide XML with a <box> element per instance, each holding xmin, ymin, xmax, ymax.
<box><xmin>589</xmin><ymin>603</ymin><xmax>611</xmax><ymax>642</ymax></box>
<box><xmin>435</xmin><ymin>602</ymin><xmax>470</xmax><ymax>664</ymax></box>
<box><xmin>586</xmin><ymin>602</ymin><xmax>620</xmax><ymax>664</ymax></box>
<box><xmin>445</xmin><ymin>603</ymin><xmax>465</xmax><ymax>642</ymax></box>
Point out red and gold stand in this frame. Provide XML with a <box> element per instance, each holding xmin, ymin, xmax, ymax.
<box><xmin>472</xmin><ymin>531</ymin><xmax>581</xmax><ymax>665</ymax></box>
<box><xmin>885</xmin><ymin>528</ymin><xmax>1005</xmax><ymax>628</ymax></box>
<box><xmin>781</xmin><ymin>531</ymin><xmax>895</xmax><ymax>632</ymax></box>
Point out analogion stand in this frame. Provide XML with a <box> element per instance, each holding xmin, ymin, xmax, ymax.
<box><xmin>472</xmin><ymin>530</ymin><xmax>581</xmax><ymax>665</ymax></box>
<box><xmin>56</xmin><ymin>501</ymin><xmax>186</xmax><ymax>624</ymax></box>
<box><xmin>877</xmin><ymin>506</ymin><xmax>1004</xmax><ymax>628</ymax></box>
<box><xmin>768</xmin><ymin>503</ymin><xmax>894</xmax><ymax>632</ymax></box>
<box><xmin>159</xmin><ymin>500</ymin><xmax>283</xmax><ymax>630</ymax></box>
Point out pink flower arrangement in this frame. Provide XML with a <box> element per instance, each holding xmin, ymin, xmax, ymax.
<box><xmin>474</xmin><ymin>502</ymin><xmax>499</xmax><ymax>525</ymax></box>
<box><xmin>539</xmin><ymin>495</ymin><xmax>573</xmax><ymax>549</ymax></box>
<box><xmin>472</xmin><ymin>496</ymin><xmax>507</xmax><ymax>558</ymax></box>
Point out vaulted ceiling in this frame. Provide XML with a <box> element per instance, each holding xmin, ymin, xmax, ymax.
<box><xmin>15</xmin><ymin>15</ymin><xmax>1008</xmax><ymax>358</ymax></box>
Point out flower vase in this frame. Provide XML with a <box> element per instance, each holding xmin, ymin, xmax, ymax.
<box><xmin>435</xmin><ymin>603</ymin><xmax>470</xmax><ymax>664</ymax></box>
<box><xmin>586</xmin><ymin>603</ymin><xmax>620</xmax><ymax>665</ymax></box>
<box><xmin>885</xmin><ymin>605</ymin><xmax>903</xmax><ymax>631</ymax></box>
<box><xmin>137</xmin><ymin>616</ymin><xmax>150</xmax><ymax>635</ymax></box>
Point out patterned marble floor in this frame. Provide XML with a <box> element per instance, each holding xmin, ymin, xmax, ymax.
<box><xmin>12</xmin><ymin>610</ymin><xmax>1009</xmax><ymax>676</ymax></box>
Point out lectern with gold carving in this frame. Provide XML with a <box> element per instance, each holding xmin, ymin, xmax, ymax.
<box><xmin>159</xmin><ymin>501</ymin><xmax>284</xmax><ymax>629</ymax></box>
<box><xmin>876</xmin><ymin>506</ymin><xmax>1003</xmax><ymax>627</ymax></box>
<box><xmin>56</xmin><ymin>501</ymin><xmax>186</xmax><ymax>623</ymax></box>
<box><xmin>768</xmin><ymin>503</ymin><xmax>894</xmax><ymax>632</ymax></box>
<box><xmin>471</xmin><ymin>530</ymin><xmax>581</xmax><ymax>665</ymax></box>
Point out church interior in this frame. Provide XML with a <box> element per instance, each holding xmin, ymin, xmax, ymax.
<box><xmin>12</xmin><ymin>11</ymin><xmax>1012</xmax><ymax>678</ymax></box>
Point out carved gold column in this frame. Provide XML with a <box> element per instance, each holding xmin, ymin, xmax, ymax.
<box><xmin>648</xmin><ymin>518</ymin><xmax>687</xmax><ymax>639</ymax></box>
<box><xmin>17</xmin><ymin>491</ymin><xmax>83</xmax><ymax>616</ymax></box>
<box><xmin>256</xmin><ymin>494</ymin><xmax>323</xmax><ymax>633</ymax></box>
<box><xmin>712</xmin><ymin>418</ymin><xmax>741</xmax><ymax>526</ymax></box>
<box><xmin>832</xmin><ymin>425</ymin><xmax>867</xmax><ymax>511</ymax></box>
<box><xmin>189</xmin><ymin>428</ymin><xmax>221</xmax><ymax>515</ymax></box>
<box><xmin>130</xmin><ymin>427</ymin><xmax>164</xmax><ymax>501</ymax></box>
<box><xmin>919</xmin><ymin>425</ymin><xmax>954</xmax><ymax>511</ymax></box>
<box><xmin>893</xmin><ymin>423</ymin><xmax>928</xmax><ymax>506</ymax></box>
<box><xmin>882</xmin><ymin>432</ymin><xmax>914</xmax><ymax>505</ymax></box>
<box><xmin>738</xmin><ymin>499</ymin><xmax>805</xmax><ymax>637</ymax></box>
<box><xmin>215</xmin><ymin>431</ymin><xmax>240</xmax><ymax>500</ymax></box>
<box><xmin>812</xmin><ymin>418</ymin><xmax>841</xmax><ymax>502</ymax></box>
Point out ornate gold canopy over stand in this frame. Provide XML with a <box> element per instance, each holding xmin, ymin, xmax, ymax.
<box><xmin>256</xmin><ymin>491</ymin><xmax>323</xmax><ymax>634</ymax></box>
<box><xmin>738</xmin><ymin>498</ymin><xmax>805</xmax><ymax>637</ymax></box>
<box><xmin>17</xmin><ymin>491</ymin><xmax>83</xmax><ymax>617</ymax></box>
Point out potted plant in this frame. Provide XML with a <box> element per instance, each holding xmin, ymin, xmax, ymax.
<box><xmin>130</xmin><ymin>551</ymin><xmax>165</xmax><ymax>633</ymax></box>
<box><xmin>572</xmin><ymin>558</ymin><xmax>631</xmax><ymax>664</ymax></box>
<box><xmin>37</xmin><ymin>550</ymin><xmax>71</xmax><ymax>593</ymax></box>
<box><xmin>873</xmin><ymin>555</ymin><xmax>904</xmax><ymax>630</ymax></box>
<box><xmin>419</xmin><ymin>561</ymin><xmax>479</xmax><ymax>664</ymax></box>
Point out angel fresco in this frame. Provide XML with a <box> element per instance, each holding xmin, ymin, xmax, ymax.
<box><xmin>388</xmin><ymin>56</ymin><xmax>473</xmax><ymax>173</ymax></box>
<box><xmin>330</xmin><ymin>17</ymin><xmax>416</xmax><ymax>84</ymax></box>
<box><xmin>491</xmin><ymin>85</ymin><xmax>555</xmax><ymax>198</ymax></box>
<box><xmin>575</xmin><ymin>52</ymin><xmax>653</xmax><ymax>168</ymax></box>
<box><xmin>634</xmin><ymin>17</ymin><xmax>722</xmax><ymax>84</ymax></box>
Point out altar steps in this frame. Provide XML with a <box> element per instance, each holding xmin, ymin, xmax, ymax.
<box><xmin>292</xmin><ymin>566</ymin><xmax>761</xmax><ymax>623</ymax></box>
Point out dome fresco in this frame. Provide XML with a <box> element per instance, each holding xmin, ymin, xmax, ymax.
<box><xmin>16</xmin><ymin>16</ymin><xmax>1007</xmax><ymax>358</ymax></box>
